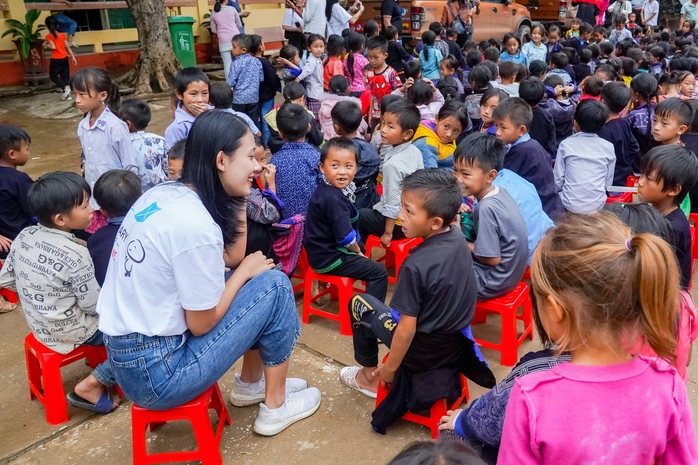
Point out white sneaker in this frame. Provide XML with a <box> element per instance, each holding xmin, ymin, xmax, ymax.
<box><xmin>253</xmin><ymin>387</ymin><xmax>321</xmax><ymax>436</ymax></box>
<box><xmin>62</xmin><ymin>86</ymin><xmax>71</xmax><ymax>100</ymax></box>
<box><xmin>230</xmin><ymin>372</ymin><xmax>308</xmax><ymax>407</ymax></box>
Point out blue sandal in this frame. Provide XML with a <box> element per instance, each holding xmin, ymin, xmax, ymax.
<box><xmin>66</xmin><ymin>390</ymin><xmax>116</xmax><ymax>414</ymax></box>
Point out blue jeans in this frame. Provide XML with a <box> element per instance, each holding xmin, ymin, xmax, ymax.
<box><xmin>260</xmin><ymin>99</ymin><xmax>274</xmax><ymax>146</ymax></box>
<box><xmin>82</xmin><ymin>330</ymin><xmax>116</xmax><ymax>387</ymax></box>
<box><xmin>53</xmin><ymin>13</ymin><xmax>77</xmax><ymax>36</ymax></box>
<box><xmin>104</xmin><ymin>270</ymin><xmax>300</xmax><ymax>410</ymax></box>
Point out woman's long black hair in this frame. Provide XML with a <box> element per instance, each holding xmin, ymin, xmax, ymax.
<box><xmin>325</xmin><ymin>0</ymin><xmax>339</xmax><ymax>21</ymax></box>
<box><xmin>45</xmin><ymin>16</ymin><xmax>59</xmax><ymax>39</ymax></box>
<box><xmin>180</xmin><ymin>110</ymin><xmax>250</xmax><ymax>245</ymax></box>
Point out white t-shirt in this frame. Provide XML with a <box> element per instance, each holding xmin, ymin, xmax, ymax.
<box><xmin>328</xmin><ymin>3</ymin><xmax>352</xmax><ymax>37</ymax></box>
<box><xmin>642</xmin><ymin>0</ymin><xmax>659</xmax><ymax>25</ymax></box>
<box><xmin>303</xmin><ymin>0</ymin><xmax>327</xmax><ymax>35</ymax></box>
<box><xmin>97</xmin><ymin>183</ymin><xmax>225</xmax><ymax>337</ymax></box>
<box><xmin>283</xmin><ymin>8</ymin><xmax>304</xmax><ymax>29</ymax></box>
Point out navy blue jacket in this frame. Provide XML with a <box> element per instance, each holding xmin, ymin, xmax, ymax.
<box><xmin>598</xmin><ymin>117</ymin><xmax>640</xmax><ymax>186</ymax></box>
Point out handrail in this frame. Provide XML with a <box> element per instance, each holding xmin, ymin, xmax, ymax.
<box><xmin>27</xmin><ymin>0</ymin><xmax>198</xmax><ymax>11</ymax></box>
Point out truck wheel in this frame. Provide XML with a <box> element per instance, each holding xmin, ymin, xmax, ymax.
<box><xmin>517</xmin><ymin>23</ymin><xmax>531</xmax><ymax>44</ymax></box>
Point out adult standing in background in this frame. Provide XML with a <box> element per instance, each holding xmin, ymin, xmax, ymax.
<box><xmin>441</xmin><ymin>0</ymin><xmax>480</xmax><ymax>46</ymax></box>
<box><xmin>286</xmin><ymin>0</ymin><xmax>326</xmax><ymax>36</ymax></box>
<box><xmin>680</xmin><ymin>0</ymin><xmax>698</xmax><ymax>28</ymax></box>
<box><xmin>227</xmin><ymin>0</ymin><xmax>250</xmax><ymax>33</ymax></box>
<box><xmin>641</xmin><ymin>0</ymin><xmax>658</xmax><ymax>27</ymax></box>
<box><xmin>327</xmin><ymin>0</ymin><xmax>364</xmax><ymax>37</ymax></box>
<box><xmin>283</xmin><ymin>0</ymin><xmax>305</xmax><ymax>51</ymax></box>
<box><xmin>381</xmin><ymin>0</ymin><xmax>403</xmax><ymax>39</ymax></box>
<box><xmin>211</xmin><ymin>0</ymin><xmax>242</xmax><ymax>79</ymax></box>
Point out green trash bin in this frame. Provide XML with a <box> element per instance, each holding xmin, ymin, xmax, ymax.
<box><xmin>168</xmin><ymin>15</ymin><xmax>196</xmax><ymax>68</ymax></box>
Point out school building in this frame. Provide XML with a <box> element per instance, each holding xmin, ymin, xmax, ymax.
<box><xmin>0</xmin><ymin>0</ymin><xmax>286</xmax><ymax>86</ymax></box>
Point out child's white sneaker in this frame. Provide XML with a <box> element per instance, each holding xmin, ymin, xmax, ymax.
<box><xmin>253</xmin><ymin>387</ymin><xmax>321</xmax><ymax>436</ymax></box>
<box><xmin>230</xmin><ymin>372</ymin><xmax>308</xmax><ymax>407</ymax></box>
<box><xmin>62</xmin><ymin>86</ymin><xmax>71</xmax><ymax>100</ymax></box>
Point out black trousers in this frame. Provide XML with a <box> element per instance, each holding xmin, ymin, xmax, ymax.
<box><xmin>330</xmin><ymin>254</ymin><xmax>388</xmax><ymax>302</ymax></box>
<box><xmin>49</xmin><ymin>57</ymin><xmax>70</xmax><ymax>89</ymax></box>
<box><xmin>232</xmin><ymin>103</ymin><xmax>261</xmax><ymax>134</ymax></box>
<box><xmin>349</xmin><ymin>294</ymin><xmax>398</xmax><ymax>367</ymax></box>
<box><xmin>358</xmin><ymin>208</ymin><xmax>407</xmax><ymax>245</ymax></box>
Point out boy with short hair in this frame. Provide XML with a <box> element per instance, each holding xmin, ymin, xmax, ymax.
<box><xmin>573</xmin><ymin>48</ymin><xmax>593</xmax><ymax>82</ymax></box>
<box><xmin>652</xmin><ymin>97</ymin><xmax>693</xmax><ymax>146</ymax></box>
<box><xmin>358</xmin><ymin>100</ymin><xmax>424</xmax><ymax>247</ymax></box>
<box><xmin>609</xmin><ymin>15</ymin><xmax>633</xmax><ymax>44</ymax></box>
<box><xmin>0</xmin><ymin>172</ymin><xmax>119</xmax><ymax>412</ymax></box>
<box><xmin>269</xmin><ymin>103</ymin><xmax>321</xmax><ymax>219</ymax></box>
<box><xmin>547</xmin><ymin>52</ymin><xmax>574</xmax><ymax>86</ymax></box>
<box><xmin>120</xmin><ymin>98</ymin><xmax>168</xmax><ymax>190</ymax></box>
<box><xmin>87</xmin><ymin>169</ymin><xmax>142</xmax><ymax>286</ymax></box>
<box><xmin>496</xmin><ymin>61</ymin><xmax>520</xmax><ymax>97</ymax></box>
<box><xmin>445</xmin><ymin>28</ymin><xmax>465</xmax><ymax>68</ymax></box>
<box><xmin>366</xmin><ymin>36</ymin><xmax>402</xmax><ymax>125</ymax></box>
<box><xmin>249</xmin><ymin>34</ymin><xmax>281</xmax><ymax>145</ymax></box>
<box><xmin>599</xmin><ymin>81</ymin><xmax>640</xmax><ymax>185</ymax></box>
<box><xmin>208</xmin><ymin>82</ymin><xmax>261</xmax><ymax>136</ymax></box>
<box><xmin>484</xmin><ymin>46</ymin><xmax>500</xmax><ymax>64</ymax></box>
<box><xmin>554</xmin><ymin>99</ymin><xmax>616</xmax><ymax>214</ymax></box>
<box><xmin>167</xmin><ymin>139</ymin><xmax>185</xmax><ymax>180</ymax></box>
<box><xmin>226</xmin><ymin>34</ymin><xmax>264</xmax><ymax>129</ymax></box>
<box><xmin>384</xmin><ymin>26</ymin><xmax>411</xmax><ymax>77</ymax></box>
<box><xmin>453</xmin><ymin>133</ymin><xmax>528</xmax><ymax>299</ymax></box>
<box><xmin>341</xmin><ymin>168</ymin><xmax>495</xmax><ymax>431</ymax></box>
<box><xmin>564</xmin><ymin>21</ymin><xmax>592</xmax><ymax>58</ymax></box>
<box><xmin>164</xmin><ymin>67</ymin><xmax>210</xmax><ymax>150</ymax></box>
<box><xmin>492</xmin><ymin>98</ymin><xmax>564</xmax><ymax>221</ymax></box>
<box><xmin>331</xmin><ymin>100</ymin><xmax>381</xmax><ymax>210</ymax></box>
<box><xmin>638</xmin><ymin>145</ymin><xmax>698</xmax><ymax>290</ymax></box>
<box><xmin>519</xmin><ymin>77</ymin><xmax>556</xmax><ymax>157</ymax></box>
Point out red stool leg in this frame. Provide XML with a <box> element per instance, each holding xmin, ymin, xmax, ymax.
<box><xmin>302</xmin><ymin>276</ymin><xmax>313</xmax><ymax>325</ymax></box>
<box><xmin>428</xmin><ymin>399</ymin><xmax>448</xmax><ymax>439</ymax></box>
<box><xmin>25</xmin><ymin>341</ymin><xmax>42</xmax><ymax>401</ymax></box>
<box><xmin>85</xmin><ymin>346</ymin><xmax>107</xmax><ymax>369</ymax></box>
<box><xmin>500</xmin><ymin>307</ymin><xmax>518</xmax><ymax>367</ymax></box>
<box><xmin>522</xmin><ymin>296</ymin><xmax>534</xmax><ymax>341</ymax></box>
<box><xmin>42</xmin><ymin>354</ymin><xmax>70</xmax><ymax>425</ymax></box>
<box><xmin>190</xmin><ymin>405</ymin><xmax>223</xmax><ymax>465</ymax></box>
<box><xmin>338</xmin><ymin>281</ymin><xmax>355</xmax><ymax>336</ymax></box>
<box><xmin>131</xmin><ymin>406</ymin><xmax>150</xmax><ymax>464</ymax></box>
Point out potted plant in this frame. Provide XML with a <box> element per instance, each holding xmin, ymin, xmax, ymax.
<box><xmin>2</xmin><ymin>9</ymin><xmax>49</xmax><ymax>85</ymax></box>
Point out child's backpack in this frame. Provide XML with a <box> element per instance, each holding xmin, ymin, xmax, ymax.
<box><xmin>272</xmin><ymin>214</ymin><xmax>305</xmax><ymax>276</ymax></box>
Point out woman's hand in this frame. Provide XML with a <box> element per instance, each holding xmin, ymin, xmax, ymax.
<box><xmin>240</xmin><ymin>10</ymin><xmax>251</xmax><ymax>17</ymax></box>
<box><xmin>0</xmin><ymin>234</ymin><xmax>11</xmax><ymax>253</ymax></box>
<box><xmin>237</xmin><ymin>251</ymin><xmax>275</xmax><ymax>281</ymax></box>
<box><xmin>438</xmin><ymin>409</ymin><xmax>463</xmax><ymax>431</ymax></box>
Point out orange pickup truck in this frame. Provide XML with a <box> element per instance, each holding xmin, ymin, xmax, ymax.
<box><xmin>355</xmin><ymin>0</ymin><xmax>532</xmax><ymax>45</ymax></box>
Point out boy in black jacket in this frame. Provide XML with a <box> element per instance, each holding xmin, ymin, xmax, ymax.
<box><xmin>492</xmin><ymin>98</ymin><xmax>564</xmax><ymax>221</ymax></box>
<box><xmin>519</xmin><ymin>78</ymin><xmax>557</xmax><ymax>158</ymax></box>
<box><xmin>250</xmin><ymin>34</ymin><xmax>281</xmax><ymax>146</ymax></box>
<box><xmin>598</xmin><ymin>82</ymin><xmax>640</xmax><ymax>185</ymax></box>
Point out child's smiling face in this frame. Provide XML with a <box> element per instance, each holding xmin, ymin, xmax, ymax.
<box><xmin>505</xmin><ymin>37</ymin><xmax>519</xmax><ymax>55</ymax></box>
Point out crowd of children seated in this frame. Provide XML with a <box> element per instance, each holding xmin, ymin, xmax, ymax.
<box><xmin>2</xmin><ymin>15</ymin><xmax>698</xmax><ymax>464</ymax></box>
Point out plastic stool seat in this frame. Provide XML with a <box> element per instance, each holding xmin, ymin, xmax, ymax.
<box><xmin>364</xmin><ymin>236</ymin><xmax>422</xmax><ymax>284</ymax></box>
<box><xmin>131</xmin><ymin>383</ymin><xmax>232</xmax><ymax>465</ymax></box>
<box><xmin>471</xmin><ymin>281</ymin><xmax>533</xmax><ymax>366</ymax></box>
<box><xmin>374</xmin><ymin>354</ymin><xmax>469</xmax><ymax>439</ymax></box>
<box><xmin>24</xmin><ymin>333</ymin><xmax>108</xmax><ymax>425</ymax></box>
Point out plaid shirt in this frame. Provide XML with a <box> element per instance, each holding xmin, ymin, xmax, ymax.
<box><xmin>227</xmin><ymin>53</ymin><xmax>264</xmax><ymax>104</ymax></box>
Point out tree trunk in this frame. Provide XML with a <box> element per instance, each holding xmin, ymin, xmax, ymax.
<box><xmin>118</xmin><ymin>0</ymin><xmax>181</xmax><ymax>95</ymax></box>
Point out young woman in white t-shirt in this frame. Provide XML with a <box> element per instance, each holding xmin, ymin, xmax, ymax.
<box><xmin>97</xmin><ymin>111</ymin><xmax>321</xmax><ymax>436</ymax></box>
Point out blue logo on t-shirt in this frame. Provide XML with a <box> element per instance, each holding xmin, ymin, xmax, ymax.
<box><xmin>134</xmin><ymin>202</ymin><xmax>161</xmax><ymax>222</ymax></box>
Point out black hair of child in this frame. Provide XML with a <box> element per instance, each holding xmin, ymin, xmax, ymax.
<box><xmin>587</xmin><ymin>43</ymin><xmax>600</xmax><ymax>60</ymax></box>
<box><xmin>487</xmin><ymin>38</ymin><xmax>500</xmax><ymax>48</ymax></box>
<box><xmin>429</xmin><ymin>21</ymin><xmax>443</xmax><ymax>34</ymax></box>
<box><xmin>498</xmin><ymin>60</ymin><xmax>518</xmax><ymax>80</ymax></box>
<box><xmin>120</xmin><ymin>98</ymin><xmax>151</xmax><ymax>131</ymax></box>
<box><xmin>209</xmin><ymin>82</ymin><xmax>234</xmax><ymax>109</ymax></box>
<box><xmin>326</xmin><ymin>34</ymin><xmax>345</xmax><ymax>58</ymax></box>
<box><xmin>446</xmin><ymin>27</ymin><xmax>458</xmax><ymax>38</ymax></box>
<box><xmin>478</xmin><ymin>40</ymin><xmax>489</xmax><ymax>53</ymax></box>
<box><xmin>579</xmin><ymin>21</ymin><xmax>593</xmax><ymax>34</ymax></box>
<box><xmin>516</xmin><ymin>64</ymin><xmax>529</xmax><ymax>82</ymax></box>
<box><xmin>641</xmin><ymin>145</ymin><xmax>698</xmax><ymax>204</ymax></box>
<box><xmin>463</xmin><ymin>40</ymin><xmax>477</xmax><ymax>52</ymax></box>
<box><xmin>169</xmin><ymin>139</ymin><xmax>186</xmax><ymax>161</ymax></box>
<box><xmin>345</xmin><ymin>33</ymin><xmax>367</xmax><ymax>81</ymax></box>
<box><xmin>519</xmin><ymin>77</ymin><xmax>546</xmax><ymax>106</ymax></box>
<box><xmin>465</xmin><ymin>50</ymin><xmax>482</xmax><ymax>68</ymax></box>
<box><xmin>341</xmin><ymin>28</ymin><xmax>353</xmax><ymax>38</ymax></box>
<box><xmin>603</xmin><ymin>202</ymin><xmax>672</xmax><ymax>242</ymax></box>
<box><xmin>364</xmin><ymin>20</ymin><xmax>379</xmax><ymax>38</ymax></box>
<box><xmin>382</xmin><ymin>25</ymin><xmax>399</xmax><ymax>41</ymax></box>
<box><xmin>687</xmin><ymin>99</ymin><xmax>698</xmax><ymax>134</ymax></box>
<box><xmin>331</xmin><ymin>100</ymin><xmax>363</xmax><ymax>133</ymax></box>
<box><xmin>380</xmin><ymin>94</ymin><xmax>403</xmax><ymax>116</ymax></box>
<box><xmin>561</xmin><ymin>46</ymin><xmax>577</xmax><ymax>64</ymax></box>
<box><xmin>0</xmin><ymin>124</ymin><xmax>31</xmax><ymax>158</ymax></box>
<box><xmin>387</xmin><ymin>440</ymin><xmax>487</xmax><ymax>465</ymax></box>
<box><xmin>484</xmin><ymin>46</ymin><xmax>500</xmax><ymax>62</ymax></box>
<box><xmin>625</xmin><ymin>47</ymin><xmax>643</xmax><ymax>63</ymax></box>
<box><xmin>249</xmin><ymin>34</ymin><xmax>263</xmax><ymax>55</ymax></box>
<box><xmin>655</xmin><ymin>97</ymin><xmax>694</xmax><ymax>128</ymax></box>
<box><xmin>599</xmin><ymin>41</ymin><xmax>615</xmax><ymax>58</ymax></box>
<box><xmin>437</xmin><ymin>76</ymin><xmax>460</xmax><ymax>101</ymax></box>
<box><xmin>579</xmin><ymin>48</ymin><xmax>592</xmax><ymax>64</ymax></box>
<box><xmin>575</xmin><ymin>99</ymin><xmax>609</xmax><ymax>133</ymax></box>
<box><xmin>601</xmin><ymin>81</ymin><xmax>632</xmax><ymax>114</ymax></box>
<box><xmin>479</xmin><ymin>59</ymin><xmax>498</xmax><ymax>79</ymax></box>
<box><xmin>254</xmin><ymin>135</ymin><xmax>264</xmax><ymax>147</ymax></box>
<box><xmin>70</xmin><ymin>67</ymin><xmax>122</xmax><ymax>116</ymax></box>
<box><xmin>320</xmin><ymin>136</ymin><xmax>358</xmax><ymax>164</ymax></box>
<box><xmin>328</xmin><ymin>75</ymin><xmax>350</xmax><ymax>95</ymax></box>
<box><xmin>367</xmin><ymin>35</ymin><xmax>389</xmax><ymax>53</ymax></box>
<box><xmin>437</xmin><ymin>100</ymin><xmax>470</xmax><ymax>131</ymax></box>
<box><xmin>492</xmin><ymin>97</ymin><xmax>532</xmax><ymax>130</ymax></box>
<box><xmin>543</xmin><ymin>73</ymin><xmax>564</xmax><ymax>89</ymax></box>
<box><xmin>283</xmin><ymin>81</ymin><xmax>306</xmax><ymax>102</ymax></box>
<box><xmin>528</xmin><ymin>60</ymin><xmax>548</xmax><ymax>79</ymax></box>
<box><xmin>277</xmin><ymin>103</ymin><xmax>309</xmax><ymax>141</ymax></box>
<box><xmin>403</xmin><ymin>60</ymin><xmax>422</xmax><ymax>81</ymax></box>
<box><xmin>620</xmin><ymin>57</ymin><xmax>637</xmax><ymax>78</ymax></box>
<box><xmin>407</xmin><ymin>80</ymin><xmax>434</xmax><ymax>106</ymax></box>
<box><xmin>400</xmin><ymin>168</ymin><xmax>462</xmax><ymax>226</ymax></box>
<box><xmin>480</xmin><ymin>87</ymin><xmax>510</xmax><ymax>106</ymax></box>
<box><xmin>595</xmin><ymin>63</ymin><xmax>617</xmax><ymax>81</ymax></box>
<box><xmin>28</xmin><ymin>171</ymin><xmax>90</xmax><ymax>227</ymax></box>
<box><xmin>174</xmin><ymin>67</ymin><xmax>210</xmax><ymax>96</ymax></box>
<box><xmin>630</xmin><ymin>72</ymin><xmax>658</xmax><ymax>147</ymax></box>
<box><xmin>469</xmin><ymin>65</ymin><xmax>492</xmax><ymax>90</ymax></box>
<box><xmin>615</xmin><ymin>41</ymin><xmax>629</xmax><ymax>58</ymax></box>
<box><xmin>453</xmin><ymin>132</ymin><xmax>505</xmax><ymax>172</ymax></box>
<box><xmin>669</xmin><ymin>56</ymin><xmax>690</xmax><ymax>73</ymax></box>
<box><xmin>232</xmin><ymin>33</ymin><xmax>252</xmax><ymax>50</ymax></box>
<box><xmin>550</xmin><ymin>52</ymin><xmax>568</xmax><ymax>69</ymax></box>
<box><xmin>280</xmin><ymin>44</ymin><xmax>300</xmax><ymax>61</ymax></box>
<box><xmin>45</xmin><ymin>16</ymin><xmax>59</xmax><ymax>39</ymax></box>
<box><xmin>582</xmin><ymin>75</ymin><xmax>605</xmax><ymax>97</ymax></box>
<box><xmin>93</xmin><ymin>169</ymin><xmax>142</xmax><ymax>217</ymax></box>
<box><xmin>422</xmin><ymin>30</ymin><xmax>436</xmax><ymax>62</ymax></box>
<box><xmin>385</xmin><ymin>99</ymin><xmax>421</xmax><ymax>134</ymax></box>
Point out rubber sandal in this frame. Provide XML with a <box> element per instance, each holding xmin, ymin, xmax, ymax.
<box><xmin>339</xmin><ymin>366</ymin><xmax>377</xmax><ymax>399</ymax></box>
<box><xmin>66</xmin><ymin>390</ymin><xmax>117</xmax><ymax>414</ymax></box>
<box><xmin>0</xmin><ymin>299</ymin><xmax>16</xmax><ymax>314</ymax></box>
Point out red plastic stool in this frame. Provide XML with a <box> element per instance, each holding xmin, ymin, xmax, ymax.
<box><xmin>374</xmin><ymin>354</ymin><xmax>469</xmax><ymax>439</ymax></box>
<box><xmin>302</xmin><ymin>249</ymin><xmax>365</xmax><ymax>335</ymax></box>
<box><xmin>24</xmin><ymin>333</ymin><xmax>108</xmax><ymax>425</ymax></box>
<box><xmin>471</xmin><ymin>282</ymin><xmax>534</xmax><ymax>366</ymax></box>
<box><xmin>605</xmin><ymin>191</ymin><xmax>634</xmax><ymax>204</ymax></box>
<box><xmin>364</xmin><ymin>235</ymin><xmax>423</xmax><ymax>284</ymax></box>
<box><xmin>131</xmin><ymin>383</ymin><xmax>232</xmax><ymax>465</ymax></box>
<box><xmin>690</xmin><ymin>214</ymin><xmax>698</xmax><ymax>268</ymax></box>
<box><xmin>0</xmin><ymin>262</ymin><xmax>19</xmax><ymax>303</ymax></box>
<box><xmin>290</xmin><ymin>246</ymin><xmax>310</xmax><ymax>293</ymax></box>
<box><xmin>627</xmin><ymin>175</ymin><xmax>639</xmax><ymax>187</ymax></box>
<box><xmin>522</xmin><ymin>266</ymin><xmax>531</xmax><ymax>281</ymax></box>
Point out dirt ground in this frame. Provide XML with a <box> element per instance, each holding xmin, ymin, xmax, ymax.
<box><xmin>0</xmin><ymin>90</ymin><xmax>697</xmax><ymax>465</ymax></box>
